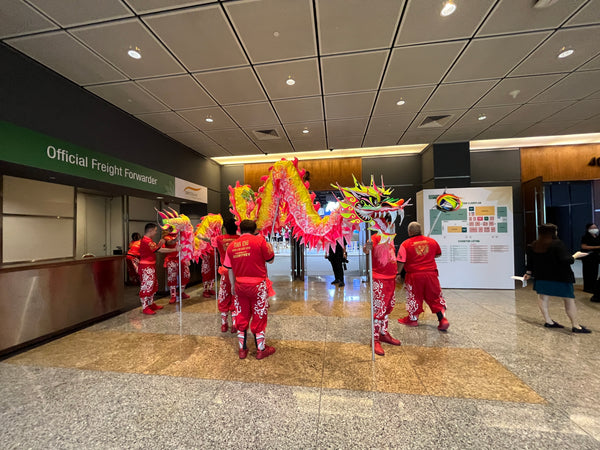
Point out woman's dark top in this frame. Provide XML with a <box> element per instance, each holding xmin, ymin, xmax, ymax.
<box><xmin>581</xmin><ymin>233</ymin><xmax>600</xmax><ymax>255</ymax></box>
<box><xmin>526</xmin><ymin>239</ymin><xmax>575</xmax><ymax>283</ymax></box>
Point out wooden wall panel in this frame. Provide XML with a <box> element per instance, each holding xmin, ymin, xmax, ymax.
<box><xmin>521</xmin><ymin>144</ymin><xmax>600</xmax><ymax>182</ymax></box>
<box><xmin>244</xmin><ymin>158</ymin><xmax>362</xmax><ymax>191</ymax></box>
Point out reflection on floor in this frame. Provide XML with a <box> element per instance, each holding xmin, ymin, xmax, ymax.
<box><xmin>2</xmin><ymin>275</ymin><xmax>600</xmax><ymax>449</ymax></box>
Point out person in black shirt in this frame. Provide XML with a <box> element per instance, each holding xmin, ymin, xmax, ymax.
<box><xmin>523</xmin><ymin>223</ymin><xmax>591</xmax><ymax>333</ymax></box>
<box><xmin>580</xmin><ymin>223</ymin><xmax>600</xmax><ymax>293</ymax></box>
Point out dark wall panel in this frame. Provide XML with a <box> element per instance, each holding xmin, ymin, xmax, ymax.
<box><xmin>220</xmin><ymin>165</ymin><xmax>244</xmax><ymax>215</ymax></box>
<box><xmin>0</xmin><ymin>44</ymin><xmax>221</xmax><ymax>204</ymax></box>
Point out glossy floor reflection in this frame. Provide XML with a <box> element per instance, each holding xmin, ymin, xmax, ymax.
<box><xmin>2</xmin><ymin>275</ymin><xmax>600</xmax><ymax>449</ymax></box>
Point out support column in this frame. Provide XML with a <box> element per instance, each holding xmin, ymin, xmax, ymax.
<box><xmin>421</xmin><ymin>142</ymin><xmax>471</xmax><ymax>189</ymax></box>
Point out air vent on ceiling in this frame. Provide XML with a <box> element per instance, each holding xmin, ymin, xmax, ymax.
<box><xmin>252</xmin><ymin>129</ymin><xmax>280</xmax><ymax>140</ymax></box>
<box><xmin>418</xmin><ymin>115</ymin><xmax>453</xmax><ymax>128</ymax></box>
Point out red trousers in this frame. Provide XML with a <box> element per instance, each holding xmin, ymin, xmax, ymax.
<box><xmin>404</xmin><ymin>271</ymin><xmax>446</xmax><ymax>317</ymax></box>
<box><xmin>234</xmin><ymin>280</ymin><xmax>268</xmax><ymax>335</ymax></box>
<box><xmin>139</xmin><ymin>263</ymin><xmax>158</xmax><ymax>308</ymax></box>
<box><xmin>218</xmin><ymin>268</ymin><xmax>235</xmax><ymax>313</ymax></box>
<box><xmin>126</xmin><ymin>256</ymin><xmax>139</xmax><ymax>284</ymax></box>
<box><xmin>201</xmin><ymin>254</ymin><xmax>215</xmax><ymax>283</ymax></box>
<box><xmin>166</xmin><ymin>260</ymin><xmax>190</xmax><ymax>288</ymax></box>
<box><xmin>373</xmin><ymin>278</ymin><xmax>396</xmax><ymax>338</ymax></box>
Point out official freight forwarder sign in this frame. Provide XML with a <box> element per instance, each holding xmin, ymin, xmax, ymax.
<box><xmin>0</xmin><ymin>121</ymin><xmax>205</xmax><ymax>202</ymax></box>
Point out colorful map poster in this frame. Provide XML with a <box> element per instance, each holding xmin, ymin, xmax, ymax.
<box><xmin>416</xmin><ymin>187</ymin><xmax>514</xmax><ymax>289</ymax></box>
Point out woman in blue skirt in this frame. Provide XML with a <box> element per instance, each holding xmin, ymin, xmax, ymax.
<box><xmin>524</xmin><ymin>223</ymin><xmax>591</xmax><ymax>333</ymax></box>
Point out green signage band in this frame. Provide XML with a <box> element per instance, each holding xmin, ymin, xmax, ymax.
<box><xmin>0</xmin><ymin>121</ymin><xmax>175</xmax><ymax>196</ymax></box>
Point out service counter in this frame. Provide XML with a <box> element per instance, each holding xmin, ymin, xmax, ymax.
<box><xmin>0</xmin><ymin>255</ymin><xmax>125</xmax><ymax>354</ymax></box>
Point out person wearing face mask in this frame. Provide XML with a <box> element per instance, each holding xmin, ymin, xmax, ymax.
<box><xmin>580</xmin><ymin>223</ymin><xmax>600</xmax><ymax>293</ymax></box>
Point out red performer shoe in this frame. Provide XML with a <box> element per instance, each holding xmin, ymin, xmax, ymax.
<box><xmin>149</xmin><ymin>303</ymin><xmax>163</xmax><ymax>310</ymax></box>
<box><xmin>239</xmin><ymin>348</ymin><xmax>248</xmax><ymax>359</ymax></box>
<box><xmin>379</xmin><ymin>333</ymin><xmax>401</xmax><ymax>346</ymax></box>
<box><xmin>398</xmin><ymin>316</ymin><xmax>418</xmax><ymax>327</ymax></box>
<box><xmin>169</xmin><ymin>297</ymin><xmax>177</xmax><ymax>304</ymax></box>
<box><xmin>221</xmin><ymin>323</ymin><xmax>228</xmax><ymax>333</ymax></box>
<box><xmin>181</xmin><ymin>292</ymin><xmax>190</xmax><ymax>299</ymax></box>
<box><xmin>373</xmin><ymin>341</ymin><xmax>385</xmax><ymax>356</ymax></box>
<box><xmin>142</xmin><ymin>306</ymin><xmax>156</xmax><ymax>315</ymax></box>
<box><xmin>438</xmin><ymin>317</ymin><xmax>450</xmax><ymax>331</ymax></box>
<box><xmin>208</xmin><ymin>290</ymin><xmax>216</xmax><ymax>295</ymax></box>
<box><xmin>230</xmin><ymin>325</ymin><xmax>237</xmax><ymax>334</ymax></box>
<box><xmin>256</xmin><ymin>345</ymin><xmax>276</xmax><ymax>360</ymax></box>
<box><xmin>202</xmin><ymin>291</ymin><xmax>212</xmax><ymax>298</ymax></box>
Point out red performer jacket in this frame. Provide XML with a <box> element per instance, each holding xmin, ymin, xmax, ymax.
<box><xmin>139</xmin><ymin>236</ymin><xmax>161</xmax><ymax>265</ymax></box>
<box><xmin>127</xmin><ymin>240</ymin><xmax>141</xmax><ymax>258</ymax></box>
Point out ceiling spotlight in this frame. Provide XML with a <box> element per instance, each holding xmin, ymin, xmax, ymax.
<box><xmin>396</xmin><ymin>99</ymin><xmax>406</xmax><ymax>106</ymax></box>
<box><xmin>478</xmin><ymin>114</ymin><xmax>487</xmax><ymax>121</ymax></box>
<box><xmin>273</xmin><ymin>31</ymin><xmax>280</xmax><ymax>37</ymax></box>
<box><xmin>205</xmin><ymin>116</ymin><xmax>214</xmax><ymax>123</ymax></box>
<box><xmin>302</xmin><ymin>128</ymin><xmax>309</xmax><ymax>134</ymax></box>
<box><xmin>557</xmin><ymin>47</ymin><xmax>574</xmax><ymax>59</ymax></box>
<box><xmin>156</xmin><ymin>196</ymin><xmax>163</xmax><ymax>199</ymax></box>
<box><xmin>286</xmin><ymin>76</ymin><xmax>296</xmax><ymax>86</ymax></box>
<box><xmin>127</xmin><ymin>46</ymin><xmax>142</xmax><ymax>59</ymax></box>
<box><xmin>440</xmin><ymin>0</ymin><xmax>456</xmax><ymax>17</ymax></box>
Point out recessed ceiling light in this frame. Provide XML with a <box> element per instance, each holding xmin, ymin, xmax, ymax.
<box><xmin>478</xmin><ymin>114</ymin><xmax>487</xmax><ymax>121</ymax></box>
<box><xmin>558</xmin><ymin>47</ymin><xmax>574</xmax><ymax>59</ymax></box>
<box><xmin>302</xmin><ymin>128</ymin><xmax>309</xmax><ymax>134</ymax></box>
<box><xmin>440</xmin><ymin>1</ymin><xmax>456</xmax><ymax>17</ymax></box>
<box><xmin>205</xmin><ymin>116</ymin><xmax>214</xmax><ymax>123</ymax></box>
<box><xmin>396</xmin><ymin>99</ymin><xmax>406</xmax><ymax>106</ymax></box>
<box><xmin>273</xmin><ymin>31</ymin><xmax>280</xmax><ymax>37</ymax></box>
<box><xmin>286</xmin><ymin>76</ymin><xmax>295</xmax><ymax>86</ymax></box>
<box><xmin>127</xmin><ymin>47</ymin><xmax>141</xmax><ymax>59</ymax></box>
<box><xmin>156</xmin><ymin>196</ymin><xmax>163</xmax><ymax>199</ymax></box>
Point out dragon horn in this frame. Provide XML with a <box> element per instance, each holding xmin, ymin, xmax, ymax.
<box><xmin>168</xmin><ymin>207</ymin><xmax>179</xmax><ymax>217</ymax></box>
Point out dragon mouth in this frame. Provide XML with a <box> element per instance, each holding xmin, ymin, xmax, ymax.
<box><xmin>355</xmin><ymin>209</ymin><xmax>398</xmax><ymax>234</ymax></box>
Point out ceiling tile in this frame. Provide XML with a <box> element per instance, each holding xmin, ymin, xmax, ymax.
<box><xmin>447</xmin><ymin>104</ymin><xmax>519</xmax><ymax>132</ymax></box>
<box><xmin>124</xmin><ymin>0</ymin><xmax>212</xmax><ymax>14</ymax></box>
<box><xmin>494</xmin><ymin>101</ymin><xmax>574</xmax><ymax>126</ymax></box>
<box><xmin>194</xmin><ymin>67</ymin><xmax>266</xmax><ymax>105</ymax></box>
<box><xmin>445</xmin><ymin>32</ymin><xmax>551</xmax><ymax>83</ymax></box>
<box><xmin>510</xmin><ymin>25</ymin><xmax>600</xmax><ymax>77</ymax></box>
<box><xmin>324</xmin><ymin>92</ymin><xmax>377</xmax><ymax>120</ymax></box>
<box><xmin>29</xmin><ymin>0</ymin><xmax>133</xmax><ymax>27</ymax></box>
<box><xmin>373</xmin><ymin>86</ymin><xmax>436</xmax><ymax>115</ymax></box>
<box><xmin>136</xmin><ymin>111</ymin><xmax>196</xmax><ymax>133</ymax></box>
<box><xmin>408</xmin><ymin>109</ymin><xmax>466</xmax><ymax>131</ymax></box>
<box><xmin>327</xmin><ymin>118</ymin><xmax>369</xmax><ymax>137</ymax></box>
<box><xmin>317</xmin><ymin>0</ymin><xmax>404</xmax><ymax>55</ymax></box>
<box><xmin>290</xmin><ymin>138</ymin><xmax>327</xmax><ymax>152</ymax></box>
<box><xmin>71</xmin><ymin>19</ymin><xmax>185</xmax><ymax>79</ymax></box>
<box><xmin>399</xmin><ymin>129</ymin><xmax>444</xmax><ymax>145</ymax></box>
<box><xmin>321</xmin><ymin>50</ymin><xmax>387</xmax><ymax>95</ymax></box>
<box><xmin>273</xmin><ymin>97</ymin><xmax>323</xmax><ymax>123</ymax></box>
<box><xmin>438</xmin><ymin>129</ymin><xmax>480</xmax><ymax>143</ymax></box>
<box><xmin>397</xmin><ymin>0</ymin><xmax>495</xmax><ymax>45</ymax></box>
<box><xmin>168</xmin><ymin>131</ymin><xmax>228</xmax><ymax>157</ymax></box>
<box><xmin>137</xmin><ymin>75</ymin><xmax>215</xmax><ymax>110</ymax></box>
<box><xmin>579</xmin><ymin>54</ymin><xmax>600</xmax><ymax>71</ymax></box>
<box><xmin>530</xmin><ymin>70</ymin><xmax>600</xmax><ymax>102</ymax></box>
<box><xmin>225</xmin><ymin>0</ymin><xmax>316</xmax><ymax>64</ymax></box>
<box><xmin>0</xmin><ymin>0</ymin><xmax>58</xmax><ymax>39</ymax></box>
<box><xmin>516</xmin><ymin>122</ymin><xmax>575</xmax><ymax>138</ymax></box>
<box><xmin>561</xmin><ymin>118</ymin><xmax>600</xmax><ymax>135</ymax></box>
<box><xmin>204</xmin><ymin>128</ymin><xmax>260</xmax><ymax>153</ymax></box>
<box><xmin>383</xmin><ymin>41</ymin><xmax>467</xmax><ymax>88</ymax></box>
<box><xmin>475</xmin><ymin>123</ymin><xmax>534</xmax><ymax>140</ymax></box>
<box><xmin>6</xmin><ymin>31</ymin><xmax>126</xmax><ymax>85</ymax></box>
<box><xmin>567</xmin><ymin>0</ymin><xmax>600</xmax><ymax>26</ymax></box>
<box><xmin>544</xmin><ymin>98</ymin><xmax>600</xmax><ymax>122</ymax></box>
<box><xmin>224</xmin><ymin>102</ymin><xmax>279</xmax><ymax>127</ymax></box>
<box><xmin>423</xmin><ymin>80</ymin><xmax>498</xmax><ymax>111</ymax></box>
<box><xmin>477</xmin><ymin>0</ymin><xmax>584</xmax><ymax>36</ymax></box>
<box><xmin>363</xmin><ymin>134</ymin><xmax>399</xmax><ymax>147</ymax></box>
<box><xmin>143</xmin><ymin>5</ymin><xmax>248</xmax><ymax>72</ymax></box>
<box><xmin>328</xmin><ymin>135</ymin><xmax>364</xmax><ymax>149</ymax></box>
<box><xmin>86</xmin><ymin>81</ymin><xmax>169</xmax><ymax>114</ymax></box>
<box><xmin>255</xmin><ymin>59</ymin><xmax>320</xmax><ymax>100</ymax></box>
<box><xmin>283</xmin><ymin>121</ymin><xmax>326</xmax><ymax>141</ymax></box>
<box><xmin>367</xmin><ymin>113</ymin><xmax>416</xmax><ymax>136</ymax></box>
<box><xmin>257</xmin><ymin>139</ymin><xmax>295</xmax><ymax>154</ymax></box>
<box><xmin>476</xmin><ymin>74</ymin><xmax>564</xmax><ymax>107</ymax></box>
<box><xmin>178</xmin><ymin>107</ymin><xmax>238</xmax><ymax>130</ymax></box>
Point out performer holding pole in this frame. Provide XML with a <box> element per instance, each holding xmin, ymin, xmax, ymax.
<box><xmin>214</xmin><ymin>217</ymin><xmax>239</xmax><ymax>333</ymax></box>
<box><xmin>163</xmin><ymin>226</ymin><xmax>190</xmax><ymax>304</ymax></box>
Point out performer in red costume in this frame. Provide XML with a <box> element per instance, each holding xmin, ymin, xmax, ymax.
<box><xmin>126</xmin><ymin>232</ymin><xmax>141</xmax><ymax>285</ymax></box>
<box><xmin>364</xmin><ymin>233</ymin><xmax>402</xmax><ymax>356</ymax></box>
<box><xmin>224</xmin><ymin>219</ymin><xmax>276</xmax><ymax>360</ymax></box>
<box><xmin>163</xmin><ymin>227</ymin><xmax>190</xmax><ymax>304</ymax></box>
<box><xmin>397</xmin><ymin>221</ymin><xmax>449</xmax><ymax>331</ymax></box>
<box><xmin>138</xmin><ymin>223</ymin><xmax>178</xmax><ymax>315</ymax></box>
<box><xmin>201</xmin><ymin>247</ymin><xmax>216</xmax><ymax>298</ymax></box>
<box><xmin>214</xmin><ymin>217</ymin><xmax>239</xmax><ymax>333</ymax></box>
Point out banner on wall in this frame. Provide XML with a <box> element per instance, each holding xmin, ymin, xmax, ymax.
<box><xmin>0</xmin><ymin>120</ymin><xmax>206</xmax><ymax>203</ymax></box>
<box><xmin>417</xmin><ymin>186</ymin><xmax>514</xmax><ymax>289</ymax></box>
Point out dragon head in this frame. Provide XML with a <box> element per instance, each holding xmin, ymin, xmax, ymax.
<box><xmin>335</xmin><ymin>175</ymin><xmax>407</xmax><ymax>243</ymax></box>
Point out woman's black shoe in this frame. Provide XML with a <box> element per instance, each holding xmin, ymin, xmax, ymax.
<box><xmin>572</xmin><ymin>326</ymin><xmax>592</xmax><ymax>333</ymax></box>
<box><xmin>544</xmin><ymin>321</ymin><xmax>564</xmax><ymax>328</ymax></box>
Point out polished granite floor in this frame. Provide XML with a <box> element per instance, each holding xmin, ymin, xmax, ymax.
<box><xmin>2</xmin><ymin>275</ymin><xmax>600</xmax><ymax>449</ymax></box>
